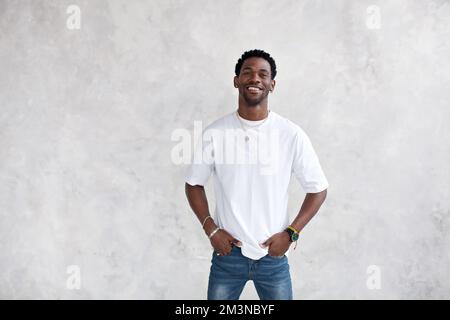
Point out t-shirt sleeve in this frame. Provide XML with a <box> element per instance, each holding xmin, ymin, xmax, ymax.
<box><xmin>291</xmin><ymin>130</ymin><xmax>329</xmax><ymax>193</ymax></box>
<box><xmin>185</xmin><ymin>129</ymin><xmax>215</xmax><ymax>187</ymax></box>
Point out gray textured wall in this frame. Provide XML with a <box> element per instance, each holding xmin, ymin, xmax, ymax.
<box><xmin>1</xmin><ymin>0</ymin><xmax>449</xmax><ymax>299</ymax></box>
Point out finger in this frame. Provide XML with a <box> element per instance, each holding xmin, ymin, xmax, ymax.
<box><xmin>221</xmin><ymin>230</ymin><xmax>240</xmax><ymax>245</ymax></box>
<box><xmin>231</xmin><ymin>238</ymin><xmax>242</xmax><ymax>247</ymax></box>
<box><xmin>260</xmin><ymin>237</ymin><xmax>272</xmax><ymax>248</ymax></box>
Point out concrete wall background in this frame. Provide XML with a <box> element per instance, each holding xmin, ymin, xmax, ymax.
<box><xmin>0</xmin><ymin>0</ymin><xmax>449</xmax><ymax>299</ymax></box>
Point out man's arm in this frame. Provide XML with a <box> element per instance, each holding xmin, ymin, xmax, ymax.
<box><xmin>290</xmin><ymin>189</ymin><xmax>327</xmax><ymax>233</ymax></box>
<box><xmin>185</xmin><ymin>183</ymin><xmax>241</xmax><ymax>255</ymax></box>
<box><xmin>185</xmin><ymin>183</ymin><xmax>216</xmax><ymax>236</ymax></box>
<box><xmin>262</xmin><ymin>189</ymin><xmax>327</xmax><ymax>255</ymax></box>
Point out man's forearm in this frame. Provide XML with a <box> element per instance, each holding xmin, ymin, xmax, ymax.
<box><xmin>185</xmin><ymin>183</ymin><xmax>218</xmax><ymax>235</ymax></box>
<box><xmin>290</xmin><ymin>189</ymin><xmax>327</xmax><ymax>233</ymax></box>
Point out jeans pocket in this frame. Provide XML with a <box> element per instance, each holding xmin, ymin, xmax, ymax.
<box><xmin>213</xmin><ymin>245</ymin><xmax>237</xmax><ymax>258</ymax></box>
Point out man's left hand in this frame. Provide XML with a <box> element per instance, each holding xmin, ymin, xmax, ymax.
<box><xmin>261</xmin><ymin>231</ymin><xmax>291</xmax><ymax>257</ymax></box>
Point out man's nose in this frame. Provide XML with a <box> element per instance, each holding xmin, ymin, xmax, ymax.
<box><xmin>249</xmin><ymin>72</ymin><xmax>262</xmax><ymax>83</ymax></box>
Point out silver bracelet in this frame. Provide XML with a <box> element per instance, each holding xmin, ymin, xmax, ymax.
<box><xmin>208</xmin><ymin>227</ymin><xmax>220</xmax><ymax>239</ymax></box>
<box><xmin>202</xmin><ymin>216</ymin><xmax>213</xmax><ymax>228</ymax></box>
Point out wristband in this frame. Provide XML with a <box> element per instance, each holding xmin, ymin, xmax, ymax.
<box><xmin>208</xmin><ymin>227</ymin><xmax>220</xmax><ymax>239</ymax></box>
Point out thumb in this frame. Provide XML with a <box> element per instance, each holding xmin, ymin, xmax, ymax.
<box><xmin>231</xmin><ymin>238</ymin><xmax>242</xmax><ymax>247</ymax></box>
<box><xmin>222</xmin><ymin>229</ymin><xmax>242</xmax><ymax>247</ymax></box>
<box><xmin>260</xmin><ymin>236</ymin><xmax>273</xmax><ymax>248</ymax></box>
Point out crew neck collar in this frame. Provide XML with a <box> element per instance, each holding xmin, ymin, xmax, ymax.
<box><xmin>236</xmin><ymin>109</ymin><xmax>271</xmax><ymax>126</ymax></box>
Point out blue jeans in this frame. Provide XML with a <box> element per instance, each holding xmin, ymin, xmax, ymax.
<box><xmin>207</xmin><ymin>245</ymin><xmax>293</xmax><ymax>300</ymax></box>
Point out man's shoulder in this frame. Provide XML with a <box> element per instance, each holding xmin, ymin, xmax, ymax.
<box><xmin>271</xmin><ymin>111</ymin><xmax>307</xmax><ymax>138</ymax></box>
<box><xmin>204</xmin><ymin>111</ymin><xmax>236</xmax><ymax>131</ymax></box>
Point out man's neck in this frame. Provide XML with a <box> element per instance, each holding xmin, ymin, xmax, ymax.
<box><xmin>237</xmin><ymin>101</ymin><xmax>270</xmax><ymax>121</ymax></box>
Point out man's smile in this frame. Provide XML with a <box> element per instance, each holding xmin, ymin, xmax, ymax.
<box><xmin>246</xmin><ymin>85</ymin><xmax>263</xmax><ymax>94</ymax></box>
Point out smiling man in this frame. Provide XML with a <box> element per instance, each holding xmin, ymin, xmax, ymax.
<box><xmin>185</xmin><ymin>49</ymin><xmax>329</xmax><ymax>300</ymax></box>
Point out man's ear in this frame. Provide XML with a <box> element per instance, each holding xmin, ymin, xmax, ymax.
<box><xmin>270</xmin><ymin>79</ymin><xmax>276</xmax><ymax>92</ymax></box>
<box><xmin>233</xmin><ymin>76</ymin><xmax>239</xmax><ymax>88</ymax></box>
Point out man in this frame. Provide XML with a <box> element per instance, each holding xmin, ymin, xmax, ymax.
<box><xmin>185</xmin><ymin>49</ymin><xmax>328</xmax><ymax>300</ymax></box>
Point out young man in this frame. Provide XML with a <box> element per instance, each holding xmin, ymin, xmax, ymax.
<box><xmin>185</xmin><ymin>49</ymin><xmax>329</xmax><ymax>300</ymax></box>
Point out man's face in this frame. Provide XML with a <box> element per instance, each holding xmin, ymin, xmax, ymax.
<box><xmin>234</xmin><ymin>57</ymin><xmax>276</xmax><ymax>106</ymax></box>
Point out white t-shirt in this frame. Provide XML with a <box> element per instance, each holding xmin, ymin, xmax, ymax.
<box><xmin>185</xmin><ymin>110</ymin><xmax>329</xmax><ymax>260</ymax></box>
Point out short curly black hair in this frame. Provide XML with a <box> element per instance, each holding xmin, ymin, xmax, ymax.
<box><xmin>235</xmin><ymin>49</ymin><xmax>277</xmax><ymax>79</ymax></box>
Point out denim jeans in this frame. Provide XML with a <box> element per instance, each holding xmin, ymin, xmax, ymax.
<box><xmin>207</xmin><ymin>245</ymin><xmax>293</xmax><ymax>300</ymax></box>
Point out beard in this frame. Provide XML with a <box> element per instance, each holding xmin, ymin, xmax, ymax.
<box><xmin>242</xmin><ymin>89</ymin><xmax>269</xmax><ymax>106</ymax></box>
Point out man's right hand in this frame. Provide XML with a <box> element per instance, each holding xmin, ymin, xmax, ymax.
<box><xmin>210</xmin><ymin>228</ymin><xmax>242</xmax><ymax>256</ymax></box>
<box><xmin>202</xmin><ymin>215</ymin><xmax>241</xmax><ymax>255</ymax></box>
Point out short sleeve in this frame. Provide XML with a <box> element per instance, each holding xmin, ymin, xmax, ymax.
<box><xmin>185</xmin><ymin>129</ymin><xmax>215</xmax><ymax>186</ymax></box>
<box><xmin>291</xmin><ymin>130</ymin><xmax>329</xmax><ymax>193</ymax></box>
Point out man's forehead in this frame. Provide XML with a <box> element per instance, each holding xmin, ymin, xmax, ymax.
<box><xmin>241</xmin><ymin>57</ymin><xmax>270</xmax><ymax>70</ymax></box>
